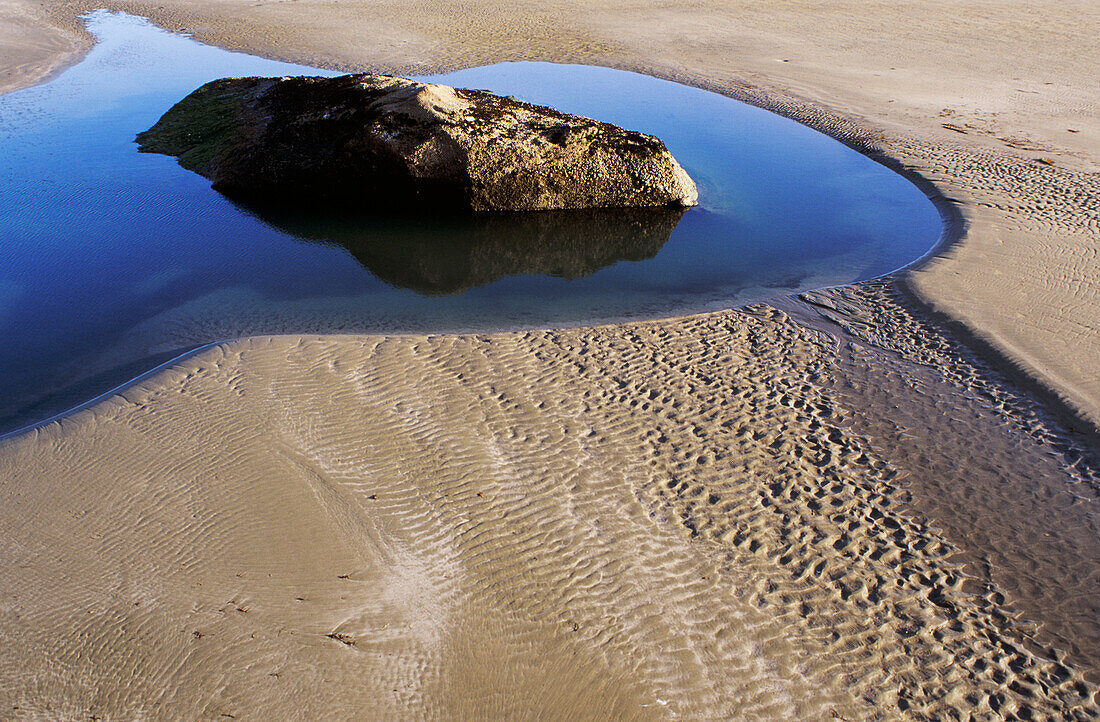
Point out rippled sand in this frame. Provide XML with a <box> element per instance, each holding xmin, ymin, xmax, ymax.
<box><xmin>1</xmin><ymin>312</ymin><xmax>1095</xmax><ymax>718</ymax></box>
<box><xmin>0</xmin><ymin>0</ymin><xmax>1097</xmax><ymax>718</ymax></box>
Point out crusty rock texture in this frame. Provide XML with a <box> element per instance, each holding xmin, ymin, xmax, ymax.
<box><xmin>136</xmin><ymin>74</ymin><xmax>699</xmax><ymax>212</ymax></box>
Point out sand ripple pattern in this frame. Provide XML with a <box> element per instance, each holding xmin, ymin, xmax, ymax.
<box><xmin>1</xmin><ymin>308</ymin><xmax>1096</xmax><ymax>719</ymax></box>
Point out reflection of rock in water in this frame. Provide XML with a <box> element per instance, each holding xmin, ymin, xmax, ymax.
<box><xmin>248</xmin><ymin>205</ymin><xmax>685</xmax><ymax>295</ymax></box>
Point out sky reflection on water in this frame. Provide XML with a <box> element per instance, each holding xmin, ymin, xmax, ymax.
<box><xmin>0</xmin><ymin>11</ymin><xmax>943</xmax><ymax>434</ymax></box>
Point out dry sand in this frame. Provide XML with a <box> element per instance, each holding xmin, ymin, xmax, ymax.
<box><xmin>0</xmin><ymin>0</ymin><xmax>1098</xmax><ymax>718</ymax></box>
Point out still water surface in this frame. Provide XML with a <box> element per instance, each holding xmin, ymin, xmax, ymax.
<box><xmin>0</xmin><ymin>11</ymin><xmax>943</xmax><ymax>434</ymax></box>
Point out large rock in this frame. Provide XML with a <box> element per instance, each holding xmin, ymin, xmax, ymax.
<box><xmin>136</xmin><ymin>74</ymin><xmax>699</xmax><ymax>212</ymax></box>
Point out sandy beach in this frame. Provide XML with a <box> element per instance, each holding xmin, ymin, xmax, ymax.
<box><xmin>0</xmin><ymin>0</ymin><xmax>1098</xmax><ymax>718</ymax></box>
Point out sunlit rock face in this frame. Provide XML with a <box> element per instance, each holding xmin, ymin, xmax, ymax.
<box><xmin>137</xmin><ymin>74</ymin><xmax>699</xmax><ymax>212</ymax></box>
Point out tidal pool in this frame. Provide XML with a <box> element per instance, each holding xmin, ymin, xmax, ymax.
<box><xmin>0</xmin><ymin>11</ymin><xmax>943</xmax><ymax>434</ymax></box>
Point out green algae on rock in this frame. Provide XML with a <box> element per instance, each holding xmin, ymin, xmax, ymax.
<box><xmin>136</xmin><ymin>74</ymin><xmax>699</xmax><ymax>212</ymax></box>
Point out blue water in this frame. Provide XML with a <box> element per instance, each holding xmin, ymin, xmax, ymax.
<box><xmin>0</xmin><ymin>11</ymin><xmax>943</xmax><ymax>434</ymax></box>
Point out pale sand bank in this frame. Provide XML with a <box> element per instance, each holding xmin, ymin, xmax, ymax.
<box><xmin>0</xmin><ymin>0</ymin><xmax>1099</xmax><ymax>717</ymax></box>
<box><xmin>1</xmin><ymin>315</ymin><xmax>1096</xmax><ymax>718</ymax></box>
<box><xmin>0</xmin><ymin>0</ymin><xmax>84</xmax><ymax>96</ymax></box>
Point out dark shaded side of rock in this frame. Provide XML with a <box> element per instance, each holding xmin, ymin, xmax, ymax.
<box><xmin>136</xmin><ymin>73</ymin><xmax>699</xmax><ymax>212</ymax></box>
<box><xmin>244</xmin><ymin>202</ymin><xmax>685</xmax><ymax>295</ymax></box>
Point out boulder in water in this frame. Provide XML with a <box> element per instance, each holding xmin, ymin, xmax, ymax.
<box><xmin>136</xmin><ymin>73</ymin><xmax>699</xmax><ymax>212</ymax></box>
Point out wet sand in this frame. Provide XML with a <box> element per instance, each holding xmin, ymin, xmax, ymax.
<box><xmin>0</xmin><ymin>0</ymin><xmax>1098</xmax><ymax>718</ymax></box>
<box><xmin>0</xmin><ymin>0</ymin><xmax>84</xmax><ymax>95</ymax></box>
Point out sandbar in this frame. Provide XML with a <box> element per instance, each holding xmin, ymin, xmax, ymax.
<box><xmin>0</xmin><ymin>0</ymin><xmax>1097</xmax><ymax>718</ymax></box>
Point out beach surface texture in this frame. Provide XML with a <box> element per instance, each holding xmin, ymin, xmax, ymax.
<box><xmin>0</xmin><ymin>0</ymin><xmax>1098</xmax><ymax>718</ymax></box>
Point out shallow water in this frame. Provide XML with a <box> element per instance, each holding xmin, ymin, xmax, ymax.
<box><xmin>0</xmin><ymin>11</ymin><xmax>942</xmax><ymax>434</ymax></box>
